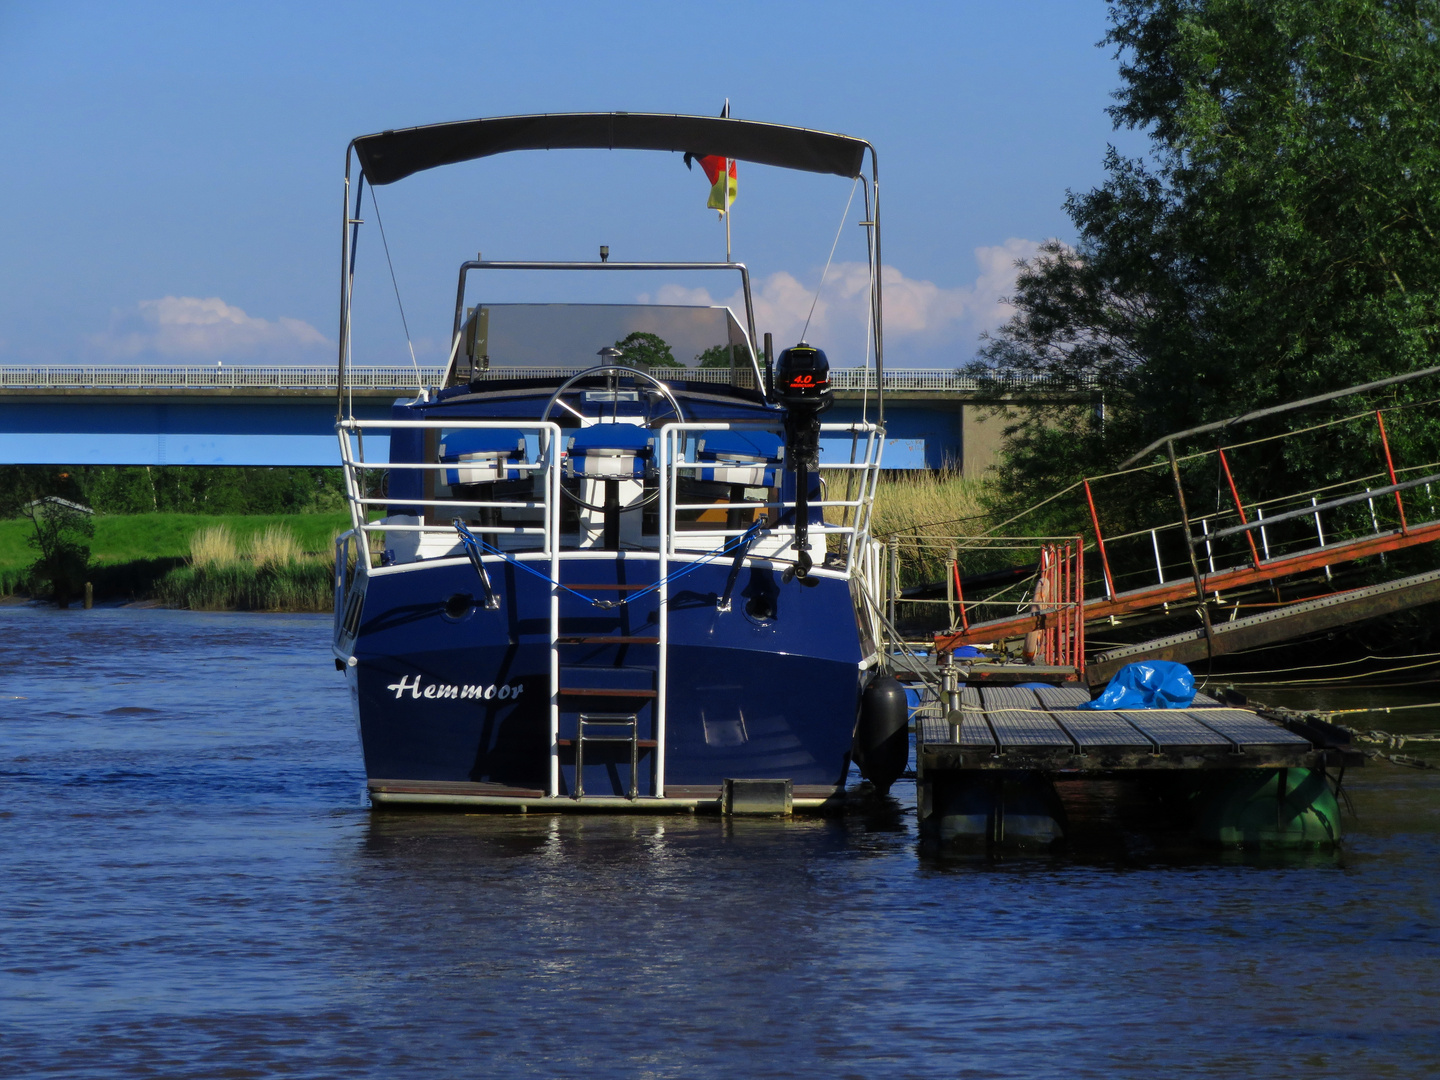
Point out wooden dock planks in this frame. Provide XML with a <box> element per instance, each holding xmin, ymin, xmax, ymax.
<box><xmin>1189</xmin><ymin>708</ymin><xmax>1311</xmax><ymax>747</ymax></box>
<box><xmin>914</xmin><ymin>677</ymin><xmax>1319</xmax><ymax>768</ymax></box>
<box><xmin>1052</xmin><ymin>712</ymin><xmax>1154</xmax><ymax>749</ymax></box>
<box><xmin>979</xmin><ymin>687</ymin><xmax>1074</xmax><ymax>749</ymax></box>
<box><xmin>1033</xmin><ymin>685</ymin><xmax>1092</xmax><ymax>709</ymax></box>
<box><xmin>1119</xmin><ymin>711</ymin><xmax>1231</xmax><ymax>747</ymax></box>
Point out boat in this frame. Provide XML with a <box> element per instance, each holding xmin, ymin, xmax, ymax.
<box><xmin>330</xmin><ymin>112</ymin><xmax>902</xmax><ymax>810</ymax></box>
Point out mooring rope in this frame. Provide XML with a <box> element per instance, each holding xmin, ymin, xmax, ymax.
<box><xmin>1222</xmin><ymin>656</ymin><xmax>1440</xmax><ymax>687</ymax></box>
<box><xmin>451</xmin><ymin>519</ymin><xmax>765</xmax><ymax>609</ymax></box>
<box><xmin>1199</xmin><ymin>649</ymin><xmax>1440</xmax><ymax>681</ymax></box>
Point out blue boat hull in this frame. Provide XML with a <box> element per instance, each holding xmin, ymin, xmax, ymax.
<box><xmin>349</xmin><ymin>556</ymin><xmax>867</xmax><ymax>804</ymax></box>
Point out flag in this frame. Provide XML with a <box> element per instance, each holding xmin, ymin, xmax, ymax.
<box><xmin>684</xmin><ymin>153</ymin><xmax>737</xmax><ymax>214</ymax></box>
<box><xmin>683</xmin><ymin>102</ymin><xmax>738</xmax><ymax>215</ymax></box>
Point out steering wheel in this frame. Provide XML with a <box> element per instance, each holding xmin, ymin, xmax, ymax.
<box><xmin>539</xmin><ymin>364</ymin><xmax>686</xmax><ymax>513</ymax></box>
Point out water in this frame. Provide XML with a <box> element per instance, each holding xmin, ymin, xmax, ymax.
<box><xmin>2</xmin><ymin>606</ymin><xmax>1438</xmax><ymax>1078</ymax></box>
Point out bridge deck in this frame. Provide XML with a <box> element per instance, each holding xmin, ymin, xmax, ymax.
<box><xmin>0</xmin><ymin>365</ymin><xmax>1061</xmax><ymax>469</ymax></box>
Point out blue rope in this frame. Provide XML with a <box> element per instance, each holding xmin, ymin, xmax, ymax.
<box><xmin>451</xmin><ymin>518</ymin><xmax>765</xmax><ymax>609</ymax></box>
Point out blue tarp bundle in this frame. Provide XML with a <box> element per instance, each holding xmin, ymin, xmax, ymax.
<box><xmin>1078</xmin><ymin>661</ymin><xmax>1196</xmax><ymax>710</ymax></box>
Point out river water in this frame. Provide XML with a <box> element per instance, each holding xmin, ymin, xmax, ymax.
<box><xmin>1</xmin><ymin>606</ymin><xmax>1437</xmax><ymax>1078</ymax></box>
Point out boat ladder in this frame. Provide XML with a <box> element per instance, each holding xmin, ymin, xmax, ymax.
<box><xmin>550</xmin><ymin>584</ymin><xmax>665</xmax><ymax>800</ymax></box>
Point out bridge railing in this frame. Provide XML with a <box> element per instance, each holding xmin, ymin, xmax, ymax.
<box><xmin>0</xmin><ymin>365</ymin><xmax>1104</xmax><ymax>393</ymax></box>
<box><xmin>0</xmin><ymin>366</ymin><xmax>438</xmax><ymax>389</ymax></box>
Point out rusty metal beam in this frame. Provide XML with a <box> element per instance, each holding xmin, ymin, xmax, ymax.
<box><xmin>934</xmin><ymin>517</ymin><xmax>1440</xmax><ymax>652</ymax></box>
<box><xmin>1083</xmin><ymin>567</ymin><xmax>1440</xmax><ymax>685</ymax></box>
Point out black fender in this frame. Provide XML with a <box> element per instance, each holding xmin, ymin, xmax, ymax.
<box><xmin>854</xmin><ymin>674</ymin><xmax>908</xmax><ymax>796</ymax></box>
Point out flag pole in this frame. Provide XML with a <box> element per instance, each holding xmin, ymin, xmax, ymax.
<box><xmin>724</xmin><ymin>157</ymin><xmax>731</xmax><ymax>262</ymax></box>
<box><xmin>723</xmin><ymin>98</ymin><xmax>731</xmax><ymax>262</ymax></box>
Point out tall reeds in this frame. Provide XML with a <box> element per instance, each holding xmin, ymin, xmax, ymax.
<box><xmin>189</xmin><ymin>524</ymin><xmax>238</xmax><ymax>567</ymax></box>
<box><xmin>869</xmin><ymin>469</ymin><xmax>988</xmax><ymax>542</ymax></box>
<box><xmin>824</xmin><ymin>469</ymin><xmax>996</xmax><ymax>587</ymax></box>
<box><xmin>249</xmin><ymin>524</ymin><xmax>302</xmax><ymax>567</ymax></box>
<box><xmin>160</xmin><ymin>523</ymin><xmax>332</xmax><ymax>612</ymax></box>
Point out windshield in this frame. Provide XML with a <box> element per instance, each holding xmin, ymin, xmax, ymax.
<box><xmin>452</xmin><ymin>302</ymin><xmax>758</xmax><ymax>387</ymax></box>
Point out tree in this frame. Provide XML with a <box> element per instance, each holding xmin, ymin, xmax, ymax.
<box><xmin>973</xmin><ymin>0</ymin><xmax>1440</xmax><ymax>525</ymax></box>
<box><xmin>695</xmin><ymin>344</ymin><xmax>736</xmax><ymax>368</ymax></box>
<box><xmin>612</xmin><ymin>331</ymin><xmax>681</xmax><ymax>368</ymax></box>
<box><xmin>16</xmin><ymin>471</ymin><xmax>94</xmax><ymax>607</ymax></box>
<box><xmin>1</xmin><ymin>465</ymin><xmax>348</xmax><ymax>516</ymax></box>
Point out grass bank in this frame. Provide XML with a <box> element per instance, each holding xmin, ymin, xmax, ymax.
<box><xmin>823</xmin><ymin>469</ymin><xmax>993</xmax><ymax>585</ymax></box>
<box><xmin>156</xmin><ymin>561</ymin><xmax>333</xmax><ymax>612</ymax></box>
<box><xmin>0</xmin><ymin>513</ymin><xmax>354</xmax><ymax>604</ymax></box>
<box><xmin>155</xmin><ymin>523</ymin><xmax>337</xmax><ymax>612</ymax></box>
<box><xmin>0</xmin><ymin>512</ymin><xmax>352</xmax><ymax>577</ymax></box>
<box><xmin>868</xmin><ymin>469</ymin><xmax>988</xmax><ymax>542</ymax></box>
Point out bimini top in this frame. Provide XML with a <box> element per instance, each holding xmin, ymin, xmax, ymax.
<box><xmin>352</xmin><ymin>112</ymin><xmax>871</xmax><ymax>185</ymax></box>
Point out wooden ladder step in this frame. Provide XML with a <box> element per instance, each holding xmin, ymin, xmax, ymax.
<box><xmin>556</xmin><ymin>636</ymin><xmax>659</xmax><ymax>645</ymax></box>
<box><xmin>558</xmin><ymin>687</ymin><xmax>658</xmax><ymax>698</ymax></box>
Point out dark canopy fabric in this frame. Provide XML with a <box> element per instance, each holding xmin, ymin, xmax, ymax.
<box><xmin>352</xmin><ymin>112</ymin><xmax>870</xmax><ymax>185</ymax></box>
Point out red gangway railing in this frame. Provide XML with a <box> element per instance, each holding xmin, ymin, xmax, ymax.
<box><xmin>934</xmin><ymin>395</ymin><xmax>1440</xmax><ymax>663</ymax></box>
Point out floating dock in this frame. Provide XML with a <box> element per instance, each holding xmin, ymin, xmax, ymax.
<box><xmin>914</xmin><ymin>683</ymin><xmax>1358</xmax><ymax>851</ymax></box>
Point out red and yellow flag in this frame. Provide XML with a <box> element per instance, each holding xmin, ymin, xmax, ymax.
<box><xmin>683</xmin><ymin>104</ymin><xmax>738</xmax><ymax>218</ymax></box>
<box><xmin>696</xmin><ymin>154</ymin><xmax>737</xmax><ymax>214</ymax></box>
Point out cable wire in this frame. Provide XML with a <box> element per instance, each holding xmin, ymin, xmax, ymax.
<box><xmin>369</xmin><ymin>185</ymin><xmax>424</xmax><ymax>394</ymax></box>
<box><xmin>1223</xmin><ymin>656</ymin><xmax>1440</xmax><ymax>686</ymax></box>
<box><xmin>801</xmin><ymin>177</ymin><xmax>860</xmax><ymax>343</ymax></box>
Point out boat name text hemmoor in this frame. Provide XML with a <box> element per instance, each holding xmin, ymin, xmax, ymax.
<box><xmin>385</xmin><ymin>676</ymin><xmax>525</xmax><ymax>701</ymax></box>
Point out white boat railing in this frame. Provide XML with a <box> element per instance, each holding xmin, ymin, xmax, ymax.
<box><xmin>655</xmin><ymin>420</ymin><xmax>885</xmax><ymax>575</ymax></box>
<box><xmin>334</xmin><ymin>414</ymin><xmax>884</xmax><ymax>802</ymax></box>
<box><xmin>334</xmin><ymin>416</ymin><xmax>884</xmax><ymax>571</ymax></box>
<box><xmin>336</xmin><ymin>418</ymin><xmax>565</xmax><ymax>554</ymax></box>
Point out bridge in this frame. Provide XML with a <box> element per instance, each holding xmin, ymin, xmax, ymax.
<box><xmin>0</xmin><ymin>365</ymin><xmax>1099</xmax><ymax>470</ymax></box>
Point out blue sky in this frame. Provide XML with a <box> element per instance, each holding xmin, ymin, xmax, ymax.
<box><xmin>0</xmin><ymin>1</ymin><xmax>1146</xmax><ymax>370</ymax></box>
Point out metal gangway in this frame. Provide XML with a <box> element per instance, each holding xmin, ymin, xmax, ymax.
<box><xmin>920</xmin><ymin>369</ymin><xmax>1440</xmax><ymax>683</ymax></box>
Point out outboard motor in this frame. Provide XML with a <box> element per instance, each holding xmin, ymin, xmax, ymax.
<box><xmin>774</xmin><ymin>342</ymin><xmax>833</xmax><ymax>582</ymax></box>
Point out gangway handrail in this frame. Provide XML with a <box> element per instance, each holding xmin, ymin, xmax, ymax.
<box><xmin>1204</xmin><ymin>470</ymin><xmax>1440</xmax><ymax>543</ymax></box>
<box><xmin>1119</xmin><ymin>363</ymin><xmax>1440</xmax><ymax>468</ymax></box>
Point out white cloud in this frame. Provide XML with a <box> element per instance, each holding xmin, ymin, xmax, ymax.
<box><xmin>647</xmin><ymin>238</ymin><xmax>1042</xmax><ymax>367</ymax></box>
<box><xmin>87</xmin><ymin>296</ymin><xmax>330</xmax><ymax>361</ymax></box>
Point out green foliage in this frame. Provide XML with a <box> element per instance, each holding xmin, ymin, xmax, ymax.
<box><xmin>0</xmin><ymin>513</ymin><xmax>352</xmax><ymax>573</ymax></box>
<box><xmin>695</xmin><ymin>343</ymin><xmax>735</xmax><ymax>368</ymax></box>
<box><xmin>613</xmin><ymin>331</ymin><xmax>681</xmax><ymax>368</ymax></box>
<box><xmin>0</xmin><ymin>566</ymin><xmax>30</xmax><ymax>596</ymax></box>
<box><xmin>6</xmin><ymin>469</ymin><xmax>95</xmax><ymax>606</ymax></box>
<box><xmin>974</xmin><ymin>0</ymin><xmax>1440</xmax><ymax>527</ymax></box>
<box><xmin>0</xmin><ymin>465</ymin><xmax>347</xmax><ymax>517</ymax></box>
<box><xmin>156</xmin><ymin>560</ymin><xmax>333</xmax><ymax>612</ymax></box>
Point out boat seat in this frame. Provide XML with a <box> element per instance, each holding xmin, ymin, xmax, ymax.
<box><xmin>566</xmin><ymin>423</ymin><xmax>654</xmax><ymax>479</ymax></box>
<box><xmin>439</xmin><ymin>428</ymin><xmax>528</xmax><ymax>485</ymax></box>
<box><xmin>695</xmin><ymin>429</ymin><xmax>783</xmax><ymax>486</ymax></box>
